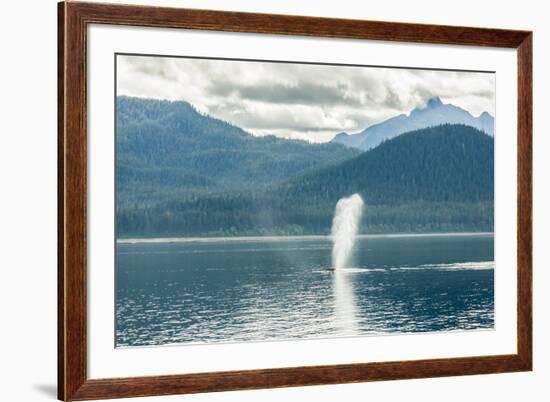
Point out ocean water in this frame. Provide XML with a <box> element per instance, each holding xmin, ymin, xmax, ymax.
<box><xmin>116</xmin><ymin>233</ymin><xmax>494</xmax><ymax>347</ymax></box>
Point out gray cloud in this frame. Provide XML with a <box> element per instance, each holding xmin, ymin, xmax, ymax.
<box><xmin>232</xmin><ymin>82</ymin><xmax>362</xmax><ymax>107</ymax></box>
<box><xmin>117</xmin><ymin>55</ymin><xmax>495</xmax><ymax>142</ymax></box>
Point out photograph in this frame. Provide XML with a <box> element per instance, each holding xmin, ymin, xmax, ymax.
<box><xmin>1</xmin><ymin>0</ymin><xmax>544</xmax><ymax>401</ymax></box>
<box><xmin>115</xmin><ymin>54</ymin><xmax>496</xmax><ymax>347</ymax></box>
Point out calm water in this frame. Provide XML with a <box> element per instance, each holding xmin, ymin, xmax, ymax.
<box><xmin>116</xmin><ymin>233</ymin><xmax>494</xmax><ymax>347</ymax></box>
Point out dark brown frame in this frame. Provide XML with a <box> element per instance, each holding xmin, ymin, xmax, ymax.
<box><xmin>58</xmin><ymin>1</ymin><xmax>532</xmax><ymax>400</ymax></box>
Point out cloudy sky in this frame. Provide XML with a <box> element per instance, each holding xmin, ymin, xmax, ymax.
<box><xmin>117</xmin><ymin>54</ymin><xmax>495</xmax><ymax>143</ymax></box>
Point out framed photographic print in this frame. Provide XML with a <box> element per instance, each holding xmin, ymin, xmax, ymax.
<box><xmin>58</xmin><ymin>1</ymin><xmax>532</xmax><ymax>400</ymax></box>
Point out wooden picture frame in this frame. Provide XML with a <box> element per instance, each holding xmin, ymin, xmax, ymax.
<box><xmin>58</xmin><ymin>1</ymin><xmax>532</xmax><ymax>400</ymax></box>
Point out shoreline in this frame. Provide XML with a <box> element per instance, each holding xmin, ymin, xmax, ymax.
<box><xmin>117</xmin><ymin>232</ymin><xmax>494</xmax><ymax>244</ymax></box>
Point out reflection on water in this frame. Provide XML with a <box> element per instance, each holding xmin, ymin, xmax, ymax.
<box><xmin>116</xmin><ymin>233</ymin><xmax>494</xmax><ymax>347</ymax></box>
<box><xmin>333</xmin><ymin>271</ymin><xmax>359</xmax><ymax>336</ymax></box>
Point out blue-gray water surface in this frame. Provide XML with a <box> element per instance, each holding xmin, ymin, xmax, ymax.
<box><xmin>116</xmin><ymin>233</ymin><xmax>494</xmax><ymax>347</ymax></box>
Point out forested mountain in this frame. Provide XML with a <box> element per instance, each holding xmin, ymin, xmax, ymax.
<box><xmin>285</xmin><ymin>124</ymin><xmax>493</xmax><ymax>204</ymax></box>
<box><xmin>332</xmin><ymin>96</ymin><xmax>494</xmax><ymax>151</ymax></box>
<box><xmin>117</xmin><ymin>96</ymin><xmax>359</xmax><ymax>207</ymax></box>
<box><xmin>117</xmin><ymin>124</ymin><xmax>494</xmax><ymax>237</ymax></box>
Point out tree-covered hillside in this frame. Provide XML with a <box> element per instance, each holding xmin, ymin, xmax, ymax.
<box><xmin>117</xmin><ymin>123</ymin><xmax>494</xmax><ymax>237</ymax></box>
<box><xmin>283</xmin><ymin>123</ymin><xmax>493</xmax><ymax>205</ymax></box>
<box><xmin>116</xmin><ymin>96</ymin><xmax>360</xmax><ymax>207</ymax></box>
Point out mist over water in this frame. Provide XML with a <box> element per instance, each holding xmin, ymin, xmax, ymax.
<box><xmin>331</xmin><ymin>194</ymin><xmax>365</xmax><ymax>270</ymax></box>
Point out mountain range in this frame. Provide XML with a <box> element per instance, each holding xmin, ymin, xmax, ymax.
<box><xmin>331</xmin><ymin>96</ymin><xmax>494</xmax><ymax>151</ymax></box>
<box><xmin>115</xmin><ymin>95</ymin><xmax>494</xmax><ymax>237</ymax></box>
<box><xmin>116</xmin><ymin>96</ymin><xmax>359</xmax><ymax>207</ymax></box>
